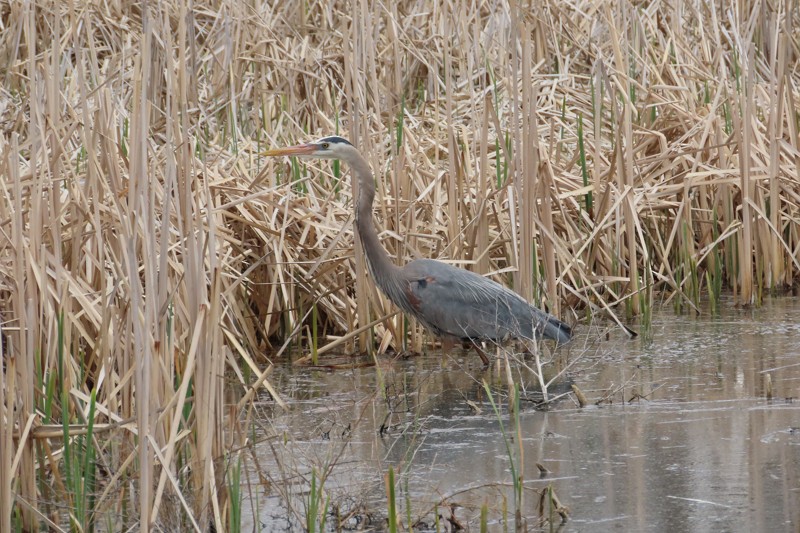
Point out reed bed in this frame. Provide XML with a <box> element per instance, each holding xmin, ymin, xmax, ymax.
<box><xmin>1</xmin><ymin>0</ymin><xmax>798</xmax><ymax>530</ymax></box>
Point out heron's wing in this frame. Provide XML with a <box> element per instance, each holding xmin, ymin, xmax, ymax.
<box><xmin>401</xmin><ymin>259</ymin><xmax>571</xmax><ymax>343</ymax></box>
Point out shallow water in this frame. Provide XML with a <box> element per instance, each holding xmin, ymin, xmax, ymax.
<box><xmin>245</xmin><ymin>297</ymin><xmax>800</xmax><ymax>532</ymax></box>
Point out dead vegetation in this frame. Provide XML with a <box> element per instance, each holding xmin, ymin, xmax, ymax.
<box><xmin>0</xmin><ymin>0</ymin><xmax>798</xmax><ymax>530</ymax></box>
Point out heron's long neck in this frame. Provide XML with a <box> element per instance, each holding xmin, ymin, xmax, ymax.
<box><xmin>347</xmin><ymin>151</ymin><xmax>399</xmax><ymax>284</ymax></box>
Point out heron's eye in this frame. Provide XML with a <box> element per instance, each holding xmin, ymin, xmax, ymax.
<box><xmin>321</xmin><ymin>142</ymin><xmax>330</xmax><ymax>149</ymax></box>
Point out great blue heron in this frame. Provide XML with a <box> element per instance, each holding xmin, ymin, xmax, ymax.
<box><xmin>265</xmin><ymin>136</ymin><xmax>572</xmax><ymax>364</ymax></box>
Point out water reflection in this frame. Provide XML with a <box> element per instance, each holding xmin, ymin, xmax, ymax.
<box><xmin>246</xmin><ymin>298</ymin><xmax>800</xmax><ymax>532</ymax></box>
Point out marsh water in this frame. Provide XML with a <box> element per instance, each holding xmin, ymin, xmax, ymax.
<box><xmin>244</xmin><ymin>298</ymin><xmax>800</xmax><ymax>532</ymax></box>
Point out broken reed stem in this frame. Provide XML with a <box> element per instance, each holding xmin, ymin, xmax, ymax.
<box><xmin>0</xmin><ymin>1</ymin><xmax>799</xmax><ymax>529</ymax></box>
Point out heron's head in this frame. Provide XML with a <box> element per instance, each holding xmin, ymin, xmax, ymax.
<box><xmin>263</xmin><ymin>136</ymin><xmax>354</xmax><ymax>160</ymax></box>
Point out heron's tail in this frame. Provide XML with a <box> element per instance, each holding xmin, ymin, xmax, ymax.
<box><xmin>541</xmin><ymin>315</ymin><xmax>572</xmax><ymax>345</ymax></box>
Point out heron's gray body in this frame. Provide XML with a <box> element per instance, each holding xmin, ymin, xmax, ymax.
<box><xmin>372</xmin><ymin>258</ymin><xmax>571</xmax><ymax>346</ymax></box>
<box><xmin>265</xmin><ymin>136</ymin><xmax>572</xmax><ymax>362</ymax></box>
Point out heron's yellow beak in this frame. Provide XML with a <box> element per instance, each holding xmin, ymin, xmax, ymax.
<box><xmin>262</xmin><ymin>143</ymin><xmax>317</xmax><ymax>157</ymax></box>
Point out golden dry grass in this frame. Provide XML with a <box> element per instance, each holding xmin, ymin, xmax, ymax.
<box><xmin>1</xmin><ymin>0</ymin><xmax>798</xmax><ymax>529</ymax></box>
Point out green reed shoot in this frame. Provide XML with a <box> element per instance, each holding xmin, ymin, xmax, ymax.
<box><xmin>755</xmin><ymin>252</ymin><xmax>764</xmax><ymax>306</ymax></box>
<box><xmin>731</xmin><ymin>47</ymin><xmax>742</xmax><ymax>94</ymax></box>
<box><xmin>483</xmin><ymin>380</ymin><xmax>523</xmax><ymax>529</ymax></box>
<box><xmin>396</xmin><ymin>94</ymin><xmax>405</xmax><ymax>151</ymax></box>
<box><xmin>707</xmin><ymin>213</ymin><xmax>723</xmax><ymax>314</ymax></box>
<box><xmin>120</xmin><ymin>116</ymin><xmax>128</xmax><ymax>157</ymax></box>
<box><xmin>84</xmin><ymin>392</ymin><xmax>98</xmax><ymax>496</ymax></box>
<box><xmin>229</xmin><ymin>104</ymin><xmax>239</xmax><ymax>155</ymax></box>
<box><xmin>494</xmin><ymin>129</ymin><xmax>512</xmax><ymax>188</ymax></box>
<box><xmin>726</xmin><ymin>224</ymin><xmax>739</xmax><ymax>291</ymax></box>
<box><xmin>387</xmin><ymin>466</ymin><xmax>398</xmax><ymax>533</ymax></box>
<box><xmin>673</xmin><ymin>265</ymin><xmax>684</xmax><ymax>314</ymax></box>
<box><xmin>227</xmin><ymin>455</ymin><xmax>242</xmax><ymax>533</ymax></box>
<box><xmin>577</xmin><ymin>114</ymin><xmax>592</xmax><ymax>214</ymax></box>
<box><xmin>638</xmin><ymin>259</ymin><xmax>653</xmax><ymax>337</ymax></box>
<box><xmin>681</xmin><ymin>222</ymin><xmax>700</xmax><ymax>310</ymax></box>
<box><xmin>57</xmin><ymin>312</ymin><xmax>71</xmax><ymax>495</ymax></box>
<box><xmin>495</xmin><ymin>137</ymin><xmax>503</xmax><ymax>188</ymax></box>
<box><xmin>60</xmin><ymin>310</ymin><xmax>98</xmax><ymax>533</ymax></box>
<box><xmin>706</xmin><ymin>269</ymin><xmax>719</xmax><ymax>315</ymax></box>
<box><xmin>307</xmin><ymin>469</ymin><xmax>318</xmax><ymax>533</ymax></box>
<box><xmin>291</xmin><ymin>156</ymin><xmax>307</xmax><ymax>194</ymax></box>
<box><xmin>311</xmin><ymin>302</ymin><xmax>319</xmax><ymax>365</ymax></box>
<box><xmin>722</xmin><ymin>100</ymin><xmax>733</xmax><ymax>135</ymax></box>
<box><xmin>489</xmin><ymin>64</ymin><xmax>510</xmax><ymax>188</ymax></box>
<box><xmin>405</xmin><ymin>476</ymin><xmax>413</xmax><ymax>531</ymax></box>
<box><xmin>42</xmin><ymin>354</ymin><xmax>57</xmax><ymax>423</ymax></box>
<box><xmin>332</xmin><ymin>108</ymin><xmax>342</xmax><ymax>195</ymax></box>
<box><xmin>306</xmin><ymin>468</ymin><xmax>329</xmax><ymax>533</ymax></box>
<box><xmin>76</xmin><ymin>145</ymin><xmax>86</xmax><ymax>175</ymax></box>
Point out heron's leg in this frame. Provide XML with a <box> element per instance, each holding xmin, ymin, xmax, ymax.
<box><xmin>472</xmin><ymin>344</ymin><xmax>490</xmax><ymax>366</ymax></box>
<box><xmin>441</xmin><ymin>337</ymin><xmax>456</xmax><ymax>353</ymax></box>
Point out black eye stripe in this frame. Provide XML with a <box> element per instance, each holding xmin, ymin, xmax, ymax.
<box><xmin>316</xmin><ymin>135</ymin><xmax>353</xmax><ymax>146</ymax></box>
